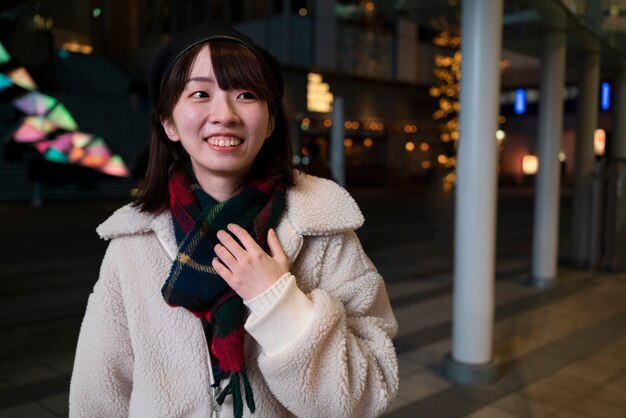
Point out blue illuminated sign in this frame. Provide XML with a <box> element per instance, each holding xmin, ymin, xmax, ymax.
<box><xmin>514</xmin><ymin>89</ymin><xmax>526</xmax><ymax>114</ymax></box>
<box><xmin>601</xmin><ymin>82</ymin><xmax>610</xmax><ymax>110</ymax></box>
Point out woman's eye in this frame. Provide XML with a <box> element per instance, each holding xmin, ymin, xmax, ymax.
<box><xmin>237</xmin><ymin>91</ymin><xmax>257</xmax><ymax>100</ymax></box>
<box><xmin>191</xmin><ymin>91</ymin><xmax>209</xmax><ymax>98</ymax></box>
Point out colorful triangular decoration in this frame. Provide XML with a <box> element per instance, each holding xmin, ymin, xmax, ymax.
<box><xmin>79</xmin><ymin>137</ymin><xmax>111</xmax><ymax>168</ymax></box>
<box><xmin>13</xmin><ymin>116</ymin><xmax>57</xmax><ymax>143</ymax></box>
<box><xmin>99</xmin><ymin>154</ymin><xmax>130</xmax><ymax>177</ymax></box>
<box><xmin>0</xmin><ymin>42</ymin><xmax>10</xmax><ymax>65</ymax></box>
<box><xmin>47</xmin><ymin>103</ymin><xmax>78</xmax><ymax>131</ymax></box>
<box><xmin>7</xmin><ymin>67</ymin><xmax>37</xmax><ymax>90</ymax></box>
<box><xmin>13</xmin><ymin>91</ymin><xmax>58</xmax><ymax>116</ymax></box>
<box><xmin>0</xmin><ymin>73</ymin><xmax>12</xmax><ymax>91</ymax></box>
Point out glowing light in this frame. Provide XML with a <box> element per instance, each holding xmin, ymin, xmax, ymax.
<box><xmin>559</xmin><ymin>152</ymin><xmax>566</xmax><ymax>162</ymax></box>
<box><xmin>13</xmin><ymin>91</ymin><xmax>58</xmax><ymax>116</ymax></box>
<box><xmin>0</xmin><ymin>73</ymin><xmax>12</xmax><ymax>91</ymax></box>
<box><xmin>307</xmin><ymin>73</ymin><xmax>332</xmax><ymax>112</ymax></box>
<box><xmin>522</xmin><ymin>155</ymin><xmax>538</xmax><ymax>175</ymax></box>
<box><xmin>8</xmin><ymin>67</ymin><xmax>37</xmax><ymax>90</ymax></box>
<box><xmin>0</xmin><ymin>41</ymin><xmax>10</xmax><ymax>65</ymax></box>
<box><xmin>70</xmin><ymin>132</ymin><xmax>93</xmax><ymax>148</ymax></box>
<box><xmin>13</xmin><ymin>116</ymin><xmax>56</xmax><ymax>142</ymax></box>
<box><xmin>498</xmin><ymin>115</ymin><xmax>506</xmax><ymax>124</ymax></box>
<box><xmin>99</xmin><ymin>155</ymin><xmax>130</xmax><ymax>177</ymax></box>
<box><xmin>514</xmin><ymin>89</ymin><xmax>526</xmax><ymax>114</ymax></box>
<box><xmin>299</xmin><ymin>8</ymin><xmax>307</xmax><ymax>17</ymax></box>
<box><xmin>323</xmin><ymin>119</ymin><xmax>332</xmax><ymax>128</ymax></box>
<box><xmin>363</xmin><ymin>138</ymin><xmax>373</xmax><ymax>148</ymax></box>
<box><xmin>301</xmin><ymin>117</ymin><xmax>310</xmax><ymax>125</ymax></box>
<box><xmin>61</xmin><ymin>41</ymin><xmax>93</xmax><ymax>55</ymax></box>
<box><xmin>594</xmin><ymin>129</ymin><xmax>606</xmax><ymax>156</ymax></box>
<box><xmin>80</xmin><ymin>138</ymin><xmax>111</xmax><ymax>168</ymax></box>
<box><xmin>47</xmin><ymin>103</ymin><xmax>78</xmax><ymax>131</ymax></box>
<box><xmin>601</xmin><ymin>82</ymin><xmax>610</xmax><ymax>110</ymax></box>
<box><xmin>405</xmin><ymin>141</ymin><xmax>415</xmax><ymax>152</ymax></box>
<box><xmin>93</xmin><ymin>8</ymin><xmax>102</xmax><ymax>18</ymax></box>
<box><xmin>495</xmin><ymin>130</ymin><xmax>506</xmax><ymax>141</ymax></box>
<box><xmin>344</xmin><ymin>138</ymin><xmax>353</xmax><ymax>148</ymax></box>
<box><xmin>437</xmin><ymin>154</ymin><xmax>448</xmax><ymax>165</ymax></box>
<box><xmin>44</xmin><ymin>148</ymin><xmax>69</xmax><ymax>164</ymax></box>
<box><xmin>364</xmin><ymin>1</ymin><xmax>375</xmax><ymax>12</ymax></box>
<box><xmin>422</xmin><ymin>161</ymin><xmax>431</xmax><ymax>169</ymax></box>
<box><xmin>14</xmin><ymin>120</ymin><xmax>46</xmax><ymax>143</ymax></box>
<box><xmin>420</xmin><ymin>142</ymin><xmax>429</xmax><ymax>152</ymax></box>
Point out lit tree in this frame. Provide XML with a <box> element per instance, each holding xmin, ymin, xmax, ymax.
<box><xmin>430</xmin><ymin>30</ymin><xmax>461</xmax><ymax>192</ymax></box>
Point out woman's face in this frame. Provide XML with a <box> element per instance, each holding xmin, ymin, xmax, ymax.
<box><xmin>161</xmin><ymin>45</ymin><xmax>273</xmax><ymax>189</ymax></box>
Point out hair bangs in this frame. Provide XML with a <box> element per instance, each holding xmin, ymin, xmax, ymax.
<box><xmin>209</xmin><ymin>39</ymin><xmax>276</xmax><ymax>106</ymax></box>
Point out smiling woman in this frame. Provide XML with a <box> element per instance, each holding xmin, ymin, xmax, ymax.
<box><xmin>160</xmin><ymin>44</ymin><xmax>274</xmax><ymax>200</ymax></box>
<box><xmin>69</xmin><ymin>21</ymin><xmax>398</xmax><ymax>418</ymax></box>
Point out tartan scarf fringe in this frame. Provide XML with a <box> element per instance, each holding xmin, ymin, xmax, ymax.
<box><xmin>163</xmin><ymin>171</ymin><xmax>285</xmax><ymax>417</ymax></box>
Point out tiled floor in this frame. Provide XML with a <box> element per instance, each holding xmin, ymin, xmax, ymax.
<box><xmin>383</xmin><ymin>269</ymin><xmax>626</xmax><ymax>417</ymax></box>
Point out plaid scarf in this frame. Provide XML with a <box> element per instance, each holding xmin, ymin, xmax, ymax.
<box><xmin>162</xmin><ymin>171</ymin><xmax>286</xmax><ymax>418</ymax></box>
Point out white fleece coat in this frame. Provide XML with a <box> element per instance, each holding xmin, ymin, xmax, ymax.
<box><xmin>69</xmin><ymin>172</ymin><xmax>398</xmax><ymax>418</ymax></box>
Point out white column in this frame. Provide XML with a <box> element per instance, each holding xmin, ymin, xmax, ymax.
<box><xmin>531</xmin><ymin>31</ymin><xmax>567</xmax><ymax>287</ymax></box>
<box><xmin>330</xmin><ymin>96</ymin><xmax>346</xmax><ymax>186</ymax></box>
<box><xmin>444</xmin><ymin>0</ymin><xmax>502</xmax><ymax>385</ymax></box>
<box><xmin>571</xmin><ymin>49</ymin><xmax>600</xmax><ymax>266</ymax></box>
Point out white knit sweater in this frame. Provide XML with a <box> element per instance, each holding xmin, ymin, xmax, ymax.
<box><xmin>69</xmin><ymin>172</ymin><xmax>398</xmax><ymax>418</ymax></box>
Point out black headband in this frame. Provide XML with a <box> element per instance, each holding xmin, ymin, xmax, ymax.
<box><xmin>148</xmin><ymin>20</ymin><xmax>284</xmax><ymax>107</ymax></box>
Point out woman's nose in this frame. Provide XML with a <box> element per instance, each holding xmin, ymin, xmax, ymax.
<box><xmin>209</xmin><ymin>96</ymin><xmax>240</xmax><ymax>125</ymax></box>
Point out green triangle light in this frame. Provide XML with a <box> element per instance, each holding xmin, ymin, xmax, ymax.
<box><xmin>0</xmin><ymin>42</ymin><xmax>10</xmax><ymax>65</ymax></box>
<box><xmin>47</xmin><ymin>103</ymin><xmax>78</xmax><ymax>131</ymax></box>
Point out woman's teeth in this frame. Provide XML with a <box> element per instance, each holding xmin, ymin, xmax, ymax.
<box><xmin>206</xmin><ymin>137</ymin><xmax>242</xmax><ymax>147</ymax></box>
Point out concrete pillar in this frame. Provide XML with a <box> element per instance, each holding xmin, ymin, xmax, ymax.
<box><xmin>571</xmin><ymin>49</ymin><xmax>600</xmax><ymax>267</ymax></box>
<box><xmin>314</xmin><ymin>0</ymin><xmax>337</xmax><ymax>69</ymax></box>
<box><xmin>602</xmin><ymin>67</ymin><xmax>626</xmax><ymax>271</ymax></box>
<box><xmin>443</xmin><ymin>0</ymin><xmax>502</xmax><ymax>385</ymax></box>
<box><xmin>613</xmin><ymin>69</ymin><xmax>626</xmax><ymax>159</ymax></box>
<box><xmin>282</xmin><ymin>0</ymin><xmax>291</xmax><ymax>63</ymax></box>
<box><xmin>330</xmin><ymin>96</ymin><xmax>346</xmax><ymax>186</ymax></box>
<box><xmin>531</xmin><ymin>31</ymin><xmax>567</xmax><ymax>287</ymax></box>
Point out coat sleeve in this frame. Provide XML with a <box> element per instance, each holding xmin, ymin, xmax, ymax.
<box><xmin>244</xmin><ymin>230</ymin><xmax>399</xmax><ymax>418</ymax></box>
<box><xmin>69</xmin><ymin>240</ymin><xmax>134</xmax><ymax>417</ymax></box>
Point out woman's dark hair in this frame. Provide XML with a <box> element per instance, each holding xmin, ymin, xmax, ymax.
<box><xmin>135</xmin><ymin>39</ymin><xmax>294</xmax><ymax>213</ymax></box>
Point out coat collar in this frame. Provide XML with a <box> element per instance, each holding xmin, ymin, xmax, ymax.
<box><xmin>97</xmin><ymin>172</ymin><xmax>364</xmax><ymax>263</ymax></box>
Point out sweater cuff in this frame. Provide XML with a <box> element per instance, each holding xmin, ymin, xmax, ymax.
<box><xmin>244</xmin><ymin>272</ymin><xmax>292</xmax><ymax>316</ymax></box>
<box><xmin>244</xmin><ymin>273</ymin><xmax>314</xmax><ymax>356</ymax></box>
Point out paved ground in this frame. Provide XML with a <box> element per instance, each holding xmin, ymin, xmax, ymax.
<box><xmin>1</xmin><ymin>187</ymin><xmax>625</xmax><ymax>417</ymax></box>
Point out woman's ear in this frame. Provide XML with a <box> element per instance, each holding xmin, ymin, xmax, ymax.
<box><xmin>161</xmin><ymin>117</ymin><xmax>180</xmax><ymax>141</ymax></box>
<box><xmin>266</xmin><ymin>115</ymin><xmax>275</xmax><ymax>139</ymax></box>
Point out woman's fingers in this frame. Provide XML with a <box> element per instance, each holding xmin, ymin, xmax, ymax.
<box><xmin>215</xmin><ymin>229</ymin><xmax>246</xmax><ymax>259</ymax></box>
<box><xmin>226</xmin><ymin>223</ymin><xmax>260</xmax><ymax>252</ymax></box>
<box><xmin>212</xmin><ymin>256</ymin><xmax>233</xmax><ymax>281</ymax></box>
<box><xmin>267</xmin><ymin>228</ymin><xmax>287</xmax><ymax>261</ymax></box>
<box><xmin>210</xmin><ymin>225</ymin><xmax>289</xmax><ymax>300</ymax></box>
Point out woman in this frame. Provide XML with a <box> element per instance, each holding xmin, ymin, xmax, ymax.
<box><xmin>70</xmin><ymin>21</ymin><xmax>398</xmax><ymax>418</ymax></box>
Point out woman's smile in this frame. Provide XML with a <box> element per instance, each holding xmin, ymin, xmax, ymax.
<box><xmin>205</xmin><ymin>135</ymin><xmax>243</xmax><ymax>148</ymax></box>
